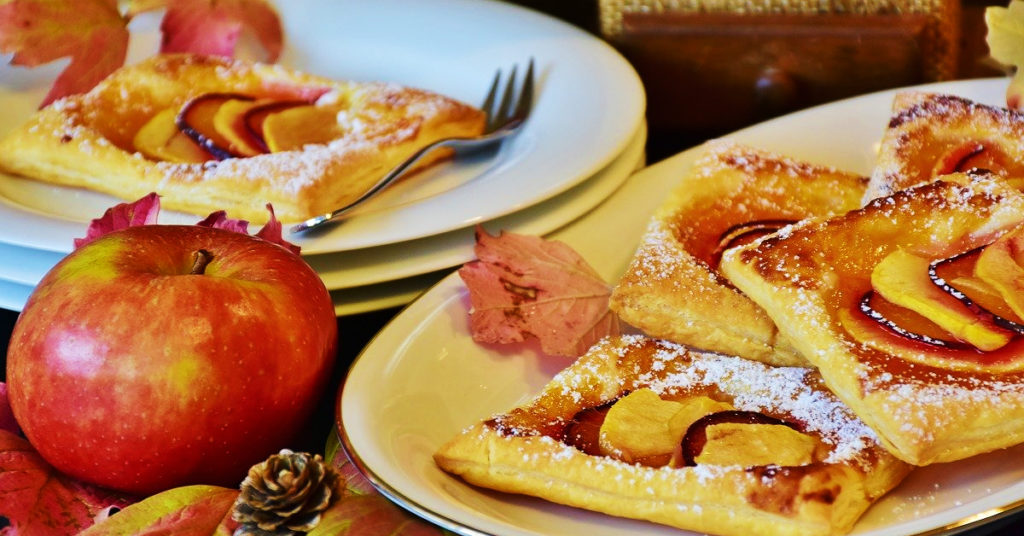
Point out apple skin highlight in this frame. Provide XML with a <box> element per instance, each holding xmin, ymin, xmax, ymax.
<box><xmin>6</xmin><ymin>225</ymin><xmax>337</xmax><ymax>495</ymax></box>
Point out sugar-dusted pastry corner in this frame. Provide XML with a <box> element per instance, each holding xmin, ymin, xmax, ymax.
<box><xmin>435</xmin><ymin>334</ymin><xmax>911</xmax><ymax>536</ymax></box>
<box><xmin>720</xmin><ymin>170</ymin><xmax>1024</xmax><ymax>465</ymax></box>
<box><xmin>866</xmin><ymin>91</ymin><xmax>1024</xmax><ymax>203</ymax></box>
<box><xmin>0</xmin><ymin>53</ymin><xmax>486</xmax><ymax>223</ymax></box>
<box><xmin>610</xmin><ymin>139</ymin><xmax>867</xmax><ymax>367</ymax></box>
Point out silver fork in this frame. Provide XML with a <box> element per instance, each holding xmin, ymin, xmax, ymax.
<box><xmin>290</xmin><ymin>59</ymin><xmax>535</xmax><ymax>233</ymax></box>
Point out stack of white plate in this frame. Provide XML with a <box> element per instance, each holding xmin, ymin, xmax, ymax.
<box><xmin>0</xmin><ymin>0</ymin><xmax>646</xmax><ymax>316</ymax></box>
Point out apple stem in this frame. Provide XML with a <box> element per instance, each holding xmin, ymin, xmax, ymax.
<box><xmin>191</xmin><ymin>249</ymin><xmax>213</xmax><ymax>275</ymax></box>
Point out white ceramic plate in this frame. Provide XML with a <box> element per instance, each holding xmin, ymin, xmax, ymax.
<box><xmin>0</xmin><ymin>123</ymin><xmax>644</xmax><ymax>303</ymax></box>
<box><xmin>0</xmin><ymin>0</ymin><xmax>645</xmax><ymax>255</ymax></box>
<box><xmin>340</xmin><ymin>78</ymin><xmax>1024</xmax><ymax>536</ymax></box>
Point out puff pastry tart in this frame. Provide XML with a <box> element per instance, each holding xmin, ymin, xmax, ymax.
<box><xmin>865</xmin><ymin>91</ymin><xmax>1024</xmax><ymax>203</ymax></box>
<box><xmin>0</xmin><ymin>53</ymin><xmax>486</xmax><ymax>223</ymax></box>
<box><xmin>435</xmin><ymin>334</ymin><xmax>911</xmax><ymax>536</ymax></box>
<box><xmin>720</xmin><ymin>171</ymin><xmax>1024</xmax><ymax>465</ymax></box>
<box><xmin>609</xmin><ymin>140</ymin><xmax>867</xmax><ymax>366</ymax></box>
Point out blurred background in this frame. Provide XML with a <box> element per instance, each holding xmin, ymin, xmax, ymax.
<box><xmin>513</xmin><ymin>0</ymin><xmax>1004</xmax><ymax>162</ymax></box>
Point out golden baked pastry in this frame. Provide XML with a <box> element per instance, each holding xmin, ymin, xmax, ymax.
<box><xmin>435</xmin><ymin>335</ymin><xmax>911</xmax><ymax>536</ymax></box>
<box><xmin>610</xmin><ymin>140</ymin><xmax>867</xmax><ymax>366</ymax></box>
<box><xmin>865</xmin><ymin>91</ymin><xmax>1024</xmax><ymax>202</ymax></box>
<box><xmin>720</xmin><ymin>171</ymin><xmax>1024</xmax><ymax>465</ymax></box>
<box><xmin>0</xmin><ymin>53</ymin><xmax>486</xmax><ymax>223</ymax></box>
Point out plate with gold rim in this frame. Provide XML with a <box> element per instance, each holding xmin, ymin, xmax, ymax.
<box><xmin>339</xmin><ymin>77</ymin><xmax>1024</xmax><ymax>536</ymax></box>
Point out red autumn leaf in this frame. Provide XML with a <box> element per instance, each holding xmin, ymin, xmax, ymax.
<box><xmin>0</xmin><ymin>430</ymin><xmax>136</xmax><ymax>535</ymax></box>
<box><xmin>158</xmin><ymin>0</ymin><xmax>282</xmax><ymax>62</ymax></box>
<box><xmin>75</xmin><ymin>193</ymin><xmax>301</xmax><ymax>255</ymax></box>
<box><xmin>0</xmin><ymin>384</ymin><xmax>20</xmax><ymax>436</ymax></box>
<box><xmin>78</xmin><ymin>484</ymin><xmax>239</xmax><ymax>535</ymax></box>
<box><xmin>196</xmin><ymin>210</ymin><xmax>251</xmax><ymax>235</ymax></box>
<box><xmin>321</xmin><ymin>440</ymin><xmax>443</xmax><ymax>535</ymax></box>
<box><xmin>328</xmin><ymin>448</ymin><xmax>379</xmax><ymax>497</ymax></box>
<box><xmin>309</xmin><ymin>494</ymin><xmax>445</xmax><ymax>536</ymax></box>
<box><xmin>0</xmin><ymin>0</ymin><xmax>130</xmax><ymax>107</ymax></box>
<box><xmin>253</xmin><ymin>203</ymin><xmax>301</xmax><ymax>255</ymax></box>
<box><xmin>74</xmin><ymin>191</ymin><xmax>161</xmax><ymax>249</ymax></box>
<box><xmin>196</xmin><ymin>204</ymin><xmax>301</xmax><ymax>255</ymax></box>
<box><xmin>458</xmin><ymin>226</ymin><xmax>620</xmax><ymax>357</ymax></box>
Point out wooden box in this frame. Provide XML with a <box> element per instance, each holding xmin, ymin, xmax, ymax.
<box><xmin>599</xmin><ymin>0</ymin><xmax>961</xmax><ymax>135</ymax></box>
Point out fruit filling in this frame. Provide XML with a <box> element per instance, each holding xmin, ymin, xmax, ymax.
<box><xmin>842</xmin><ymin>226</ymin><xmax>1024</xmax><ymax>371</ymax></box>
<box><xmin>931</xmin><ymin>141</ymin><xmax>1008</xmax><ymax>178</ymax></box>
<box><xmin>681</xmin><ymin>410</ymin><xmax>821</xmax><ymax>467</ymax></box>
<box><xmin>709</xmin><ymin>219</ymin><xmax>796</xmax><ymax>268</ymax></box>
<box><xmin>871</xmin><ymin>249</ymin><xmax>1013</xmax><ymax>351</ymax></box>
<box><xmin>562</xmin><ymin>389</ymin><xmax>822</xmax><ymax>469</ymax></box>
<box><xmin>132</xmin><ymin>92</ymin><xmax>325</xmax><ymax>162</ymax></box>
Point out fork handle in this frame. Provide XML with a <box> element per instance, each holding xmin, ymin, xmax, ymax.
<box><xmin>290</xmin><ymin>126</ymin><xmax>517</xmax><ymax>233</ymax></box>
<box><xmin>290</xmin><ymin>138</ymin><xmax>452</xmax><ymax>232</ymax></box>
<box><xmin>337</xmin><ymin>139</ymin><xmax>452</xmax><ymax>215</ymax></box>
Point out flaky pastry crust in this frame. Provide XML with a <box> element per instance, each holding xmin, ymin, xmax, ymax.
<box><xmin>0</xmin><ymin>54</ymin><xmax>485</xmax><ymax>223</ymax></box>
<box><xmin>610</xmin><ymin>140</ymin><xmax>867</xmax><ymax>366</ymax></box>
<box><xmin>435</xmin><ymin>335</ymin><xmax>910</xmax><ymax>536</ymax></box>
<box><xmin>720</xmin><ymin>172</ymin><xmax>1024</xmax><ymax>465</ymax></box>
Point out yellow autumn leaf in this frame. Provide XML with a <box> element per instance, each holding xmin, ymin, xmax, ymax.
<box><xmin>987</xmin><ymin>0</ymin><xmax>1024</xmax><ymax>69</ymax></box>
<box><xmin>986</xmin><ymin>1</ymin><xmax>1024</xmax><ymax>109</ymax></box>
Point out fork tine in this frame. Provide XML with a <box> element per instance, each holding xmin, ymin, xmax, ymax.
<box><xmin>513</xmin><ymin>58</ymin><xmax>534</xmax><ymax>120</ymax></box>
<box><xmin>494</xmin><ymin>64</ymin><xmax>518</xmax><ymax>130</ymax></box>
<box><xmin>481</xmin><ymin>69</ymin><xmax>501</xmax><ymax>129</ymax></box>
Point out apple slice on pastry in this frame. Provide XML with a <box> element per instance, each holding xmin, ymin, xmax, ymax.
<box><xmin>434</xmin><ymin>335</ymin><xmax>911</xmax><ymax>536</ymax></box>
<box><xmin>0</xmin><ymin>53</ymin><xmax>485</xmax><ymax>224</ymax></box>
<box><xmin>610</xmin><ymin>139</ymin><xmax>867</xmax><ymax>366</ymax></box>
<box><xmin>719</xmin><ymin>170</ymin><xmax>1024</xmax><ymax>465</ymax></box>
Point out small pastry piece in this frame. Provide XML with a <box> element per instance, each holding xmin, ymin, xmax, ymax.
<box><xmin>610</xmin><ymin>140</ymin><xmax>867</xmax><ymax>366</ymax></box>
<box><xmin>865</xmin><ymin>91</ymin><xmax>1024</xmax><ymax>202</ymax></box>
<box><xmin>0</xmin><ymin>53</ymin><xmax>485</xmax><ymax>223</ymax></box>
<box><xmin>720</xmin><ymin>171</ymin><xmax>1024</xmax><ymax>465</ymax></box>
<box><xmin>435</xmin><ymin>335</ymin><xmax>911</xmax><ymax>536</ymax></box>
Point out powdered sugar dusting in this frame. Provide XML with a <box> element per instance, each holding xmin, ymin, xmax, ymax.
<box><xmin>619</xmin><ymin>335</ymin><xmax>879</xmax><ymax>465</ymax></box>
<box><xmin>540</xmin><ymin>335</ymin><xmax>882</xmax><ymax>468</ymax></box>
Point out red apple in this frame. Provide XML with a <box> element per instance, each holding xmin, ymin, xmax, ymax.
<box><xmin>5</xmin><ymin>224</ymin><xmax>337</xmax><ymax>495</ymax></box>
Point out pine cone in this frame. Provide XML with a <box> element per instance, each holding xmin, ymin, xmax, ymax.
<box><xmin>232</xmin><ymin>449</ymin><xmax>340</xmax><ymax>536</ymax></box>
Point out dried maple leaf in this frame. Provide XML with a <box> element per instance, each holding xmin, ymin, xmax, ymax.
<box><xmin>0</xmin><ymin>0</ymin><xmax>130</xmax><ymax>107</ymax></box>
<box><xmin>0</xmin><ymin>430</ymin><xmax>135</xmax><ymax>535</ymax></box>
<box><xmin>458</xmin><ymin>226</ymin><xmax>620</xmax><ymax>357</ymax></box>
<box><xmin>157</xmin><ymin>0</ymin><xmax>282</xmax><ymax>62</ymax></box>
